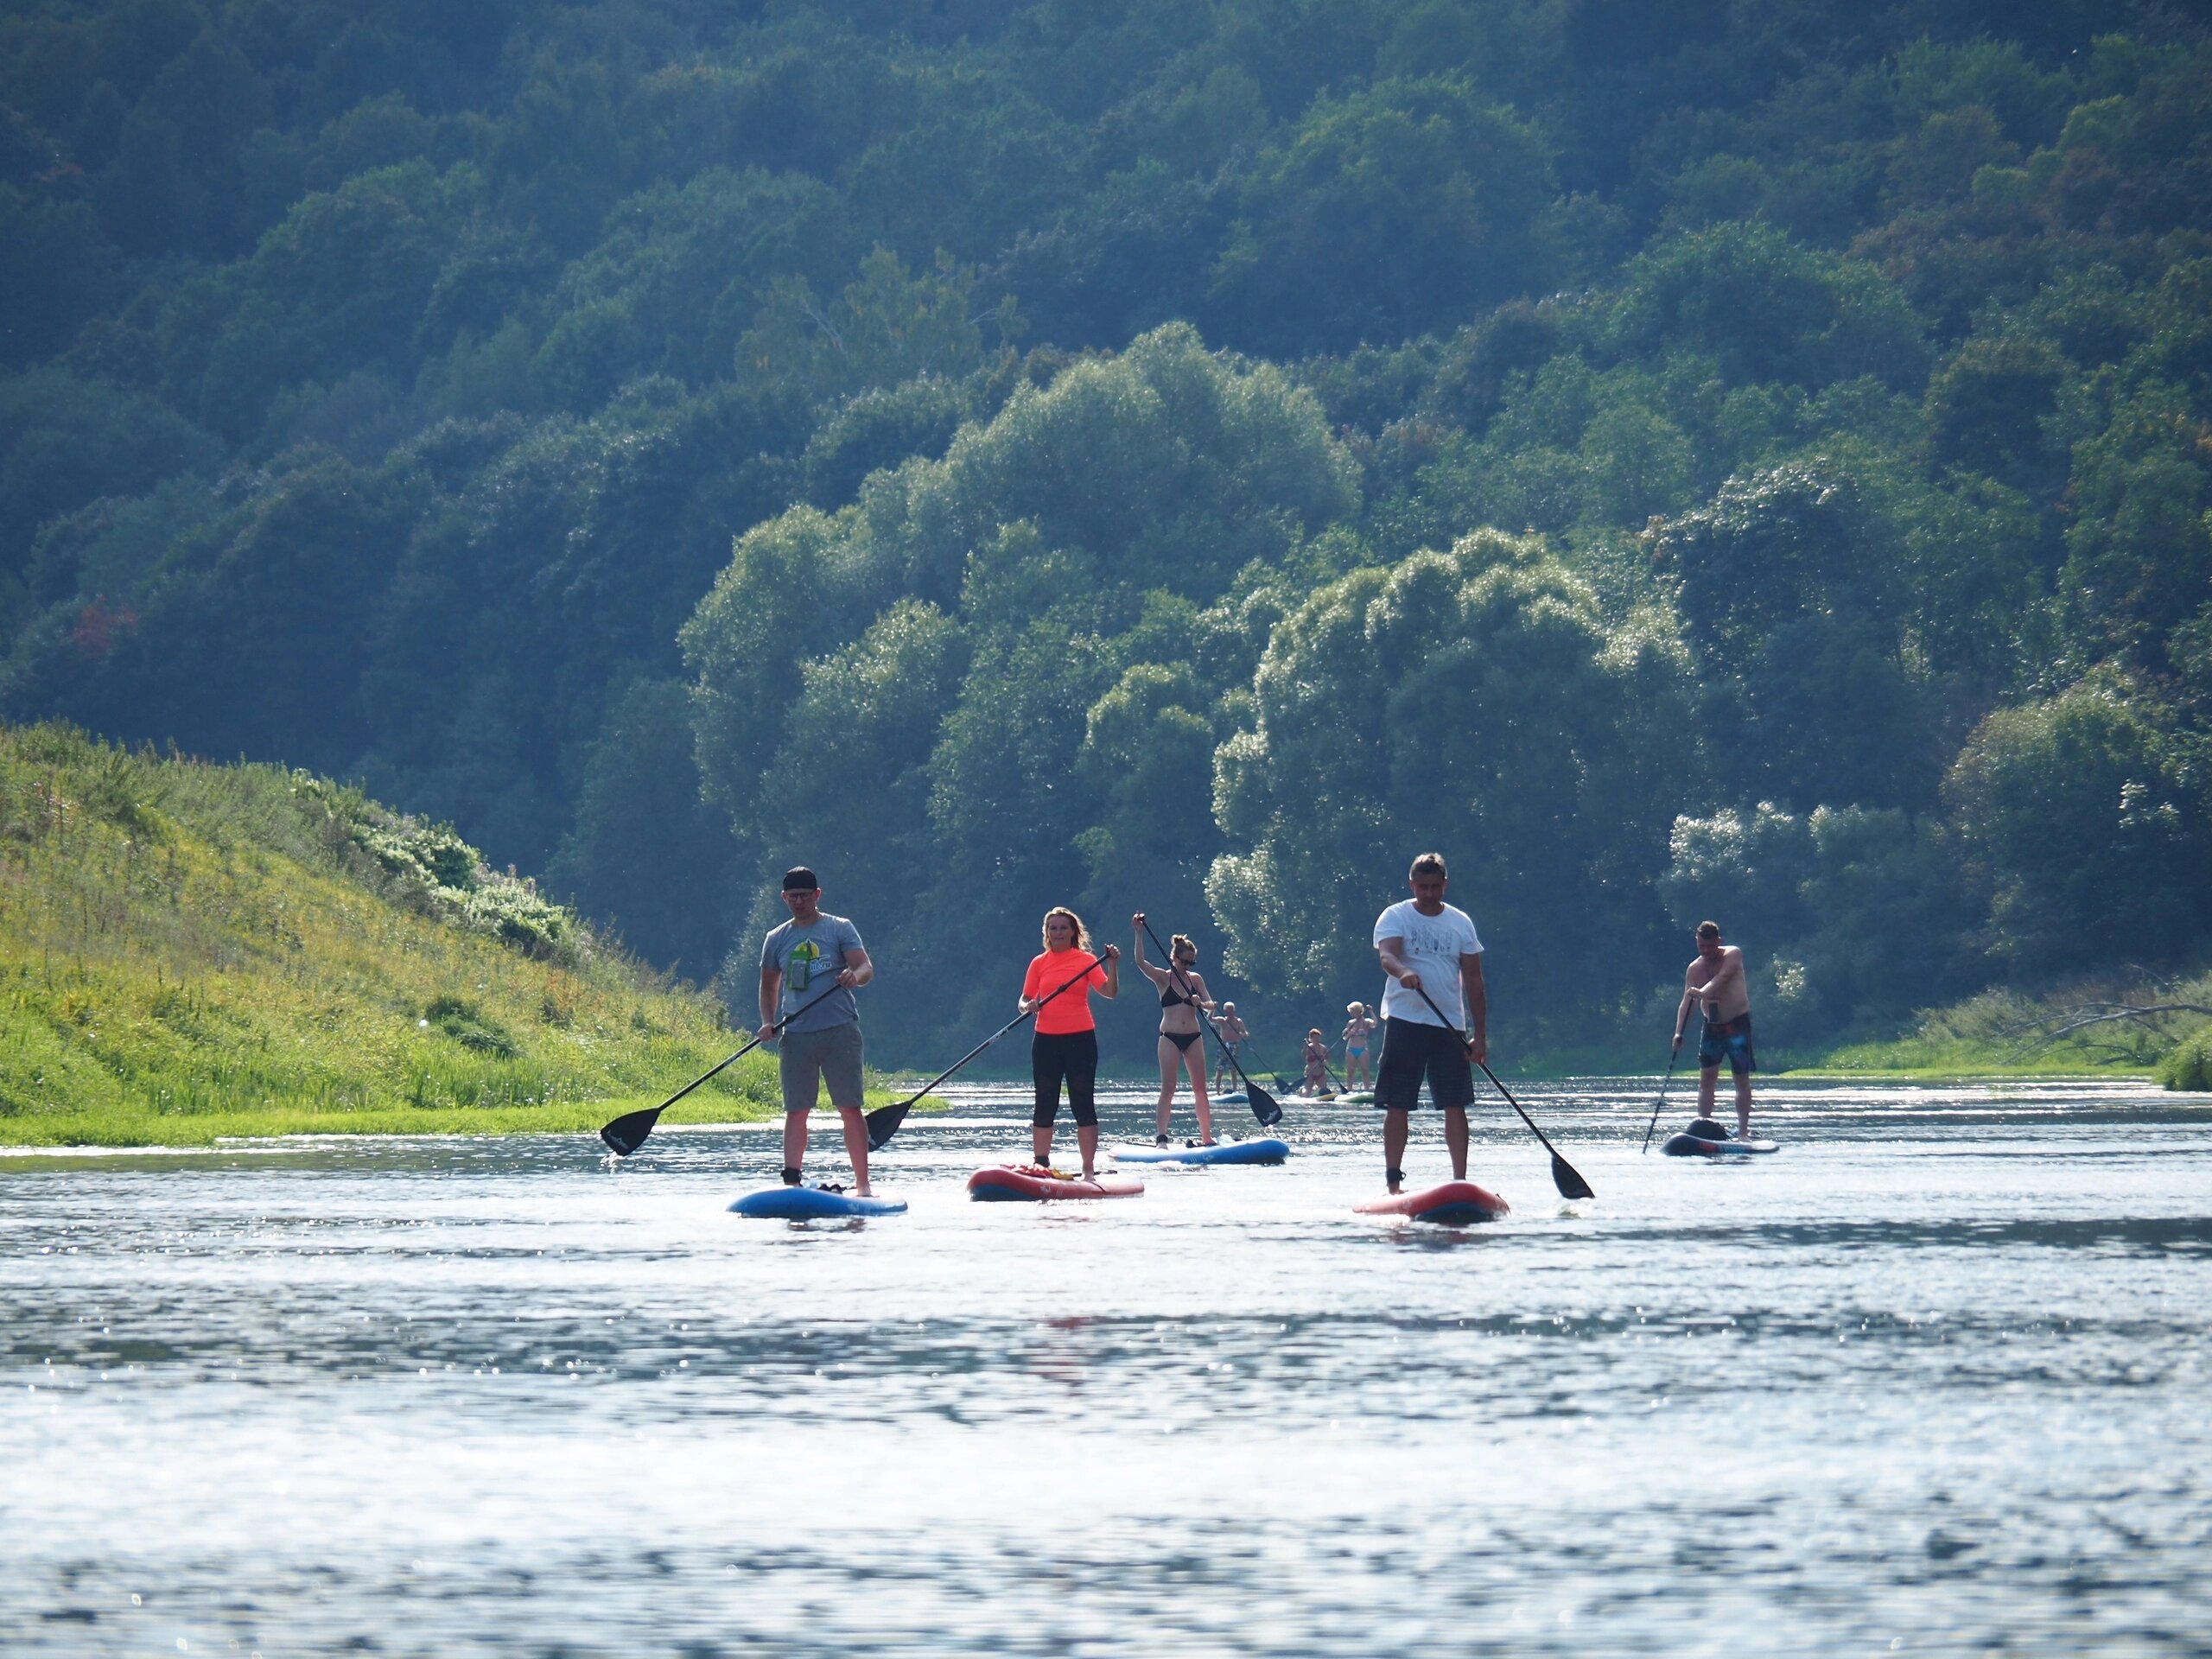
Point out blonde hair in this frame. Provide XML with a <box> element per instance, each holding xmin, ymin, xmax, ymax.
<box><xmin>1041</xmin><ymin>906</ymin><xmax>1091</xmax><ymax>952</ymax></box>
<box><xmin>1346</xmin><ymin>1001</ymin><xmax>1362</xmax><ymax>1015</ymax></box>
<box><xmin>1170</xmin><ymin>932</ymin><xmax>1196</xmax><ymax>961</ymax></box>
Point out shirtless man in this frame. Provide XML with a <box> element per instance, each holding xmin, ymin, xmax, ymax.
<box><xmin>1673</xmin><ymin>921</ymin><xmax>1754</xmax><ymax>1139</ymax></box>
<box><xmin>1215</xmin><ymin>1001</ymin><xmax>1250</xmax><ymax>1066</ymax></box>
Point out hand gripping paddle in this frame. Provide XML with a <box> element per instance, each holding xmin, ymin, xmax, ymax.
<box><xmin>865</xmin><ymin>953</ymin><xmax>1112</xmax><ymax>1151</ymax></box>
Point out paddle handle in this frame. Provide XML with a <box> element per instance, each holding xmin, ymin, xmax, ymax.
<box><xmin>660</xmin><ymin>978</ymin><xmax>846</xmax><ymax>1115</ymax></box>
<box><xmin>889</xmin><ymin>952</ymin><xmax>1107</xmax><ymax>1112</ymax></box>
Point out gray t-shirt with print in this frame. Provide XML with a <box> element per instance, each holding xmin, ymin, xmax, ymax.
<box><xmin>760</xmin><ymin>914</ymin><xmax>865</xmax><ymax>1034</ymax></box>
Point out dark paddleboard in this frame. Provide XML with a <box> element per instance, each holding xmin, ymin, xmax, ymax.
<box><xmin>1662</xmin><ymin>1118</ymin><xmax>1780</xmax><ymax>1157</ymax></box>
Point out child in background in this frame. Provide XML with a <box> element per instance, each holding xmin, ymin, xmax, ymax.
<box><xmin>1302</xmin><ymin>1028</ymin><xmax>1331</xmax><ymax>1096</ymax></box>
<box><xmin>1343</xmin><ymin>1001</ymin><xmax>1376</xmax><ymax>1090</ymax></box>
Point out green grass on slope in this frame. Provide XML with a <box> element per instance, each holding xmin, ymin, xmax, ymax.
<box><xmin>0</xmin><ymin>724</ymin><xmax>912</xmax><ymax>1145</ymax></box>
<box><xmin>1796</xmin><ymin>979</ymin><xmax>2212</xmax><ymax>1084</ymax></box>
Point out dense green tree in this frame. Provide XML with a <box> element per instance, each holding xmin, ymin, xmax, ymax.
<box><xmin>1215</xmin><ymin>76</ymin><xmax>1557</xmax><ymax>353</ymax></box>
<box><xmin>1945</xmin><ymin>677</ymin><xmax>2210</xmax><ymax>974</ymax></box>
<box><xmin>1660</xmin><ymin>801</ymin><xmax>1986</xmax><ymax>1042</ymax></box>
<box><xmin>543</xmin><ymin>675</ymin><xmax>736</xmax><ymax>981</ymax></box>
<box><xmin>1649</xmin><ymin>459</ymin><xmax>1936</xmax><ymax>809</ymax></box>
<box><xmin>1210</xmin><ymin>529</ymin><xmax>1695</xmax><ymax>1046</ymax></box>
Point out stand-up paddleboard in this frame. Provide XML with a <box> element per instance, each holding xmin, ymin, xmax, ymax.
<box><xmin>1355</xmin><ymin>1180</ymin><xmax>1510</xmax><ymax>1225</ymax></box>
<box><xmin>1662</xmin><ymin>1118</ymin><xmax>1780</xmax><ymax>1157</ymax></box>
<box><xmin>730</xmin><ymin>1185</ymin><xmax>908</xmax><ymax>1218</ymax></box>
<box><xmin>968</xmin><ymin>1165</ymin><xmax>1144</xmax><ymax>1202</ymax></box>
<box><xmin>1115</xmin><ymin>1138</ymin><xmax>1289</xmax><ymax>1166</ymax></box>
<box><xmin>1217</xmin><ymin>1090</ymin><xmax>1248</xmax><ymax>1105</ymax></box>
<box><xmin>1332</xmin><ymin>1089</ymin><xmax>1375</xmax><ymax>1104</ymax></box>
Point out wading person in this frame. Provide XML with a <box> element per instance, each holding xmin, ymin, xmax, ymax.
<box><xmin>1021</xmin><ymin>907</ymin><xmax>1120</xmax><ymax>1178</ymax></box>
<box><xmin>1372</xmin><ymin>851</ymin><xmax>1487</xmax><ymax>1193</ymax></box>
<box><xmin>1343</xmin><ymin>1002</ymin><xmax>1376</xmax><ymax>1090</ymax></box>
<box><xmin>1674</xmin><ymin>921</ymin><xmax>1755</xmax><ymax>1139</ymax></box>
<box><xmin>757</xmin><ymin>867</ymin><xmax>875</xmax><ymax>1193</ymax></box>
<box><xmin>1131</xmin><ymin>914</ymin><xmax>1214</xmax><ymax>1146</ymax></box>
<box><xmin>1302</xmin><ymin>1028</ymin><xmax>1332</xmax><ymax>1096</ymax></box>
<box><xmin>1215</xmin><ymin>1001</ymin><xmax>1249</xmax><ymax>1078</ymax></box>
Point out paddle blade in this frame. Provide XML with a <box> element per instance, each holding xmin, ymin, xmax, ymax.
<box><xmin>600</xmin><ymin>1105</ymin><xmax>663</xmax><ymax>1159</ymax></box>
<box><xmin>865</xmin><ymin>1099</ymin><xmax>912</xmax><ymax>1152</ymax></box>
<box><xmin>1550</xmin><ymin>1152</ymin><xmax>1595</xmax><ymax>1201</ymax></box>
<box><xmin>1246</xmin><ymin>1080</ymin><xmax>1283</xmax><ymax>1128</ymax></box>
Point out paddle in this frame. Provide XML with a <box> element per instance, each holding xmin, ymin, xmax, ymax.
<box><xmin>1398</xmin><ymin>978</ymin><xmax>1595</xmax><ymax>1201</ymax></box>
<box><xmin>1640</xmin><ymin>1020</ymin><xmax>1695</xmax><ymax>1154</ymax></box>
<box><xmin>864</xmin><ymin>952</ymin><xmax>1109</xmax><ymax>1152</ymax></box>
<box><xmin>599</xmin><ymin>980</ymin><xmax>847</xmax><ymax>1157</ymax></box>
<box><xmin>1135</xmin><ymin>914</ymin><xmax>1281</xmax><ymax>1128</ymax></box>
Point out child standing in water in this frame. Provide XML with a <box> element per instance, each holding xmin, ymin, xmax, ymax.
<box><xmin>1343</xmin><ymin>1002</ymin><xmax>1376</xmax><ymax>1090</ymax></box>
<box><xmin>1302</xmin><ymin>1028</ymin><xmax>1332</xmax><ymax>1096</ymax></box>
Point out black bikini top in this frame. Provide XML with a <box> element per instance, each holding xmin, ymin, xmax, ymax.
<box><xmin>1160</xmin><ymin>971</ymin><xmax>1197</xmax><ymax>1008</ymax></box>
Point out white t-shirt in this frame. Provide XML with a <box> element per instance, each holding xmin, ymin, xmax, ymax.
<box><xmin>1372</xmin><ymin>899</ymin><xmax>1483</xmax><ymax>1028</ymax></box>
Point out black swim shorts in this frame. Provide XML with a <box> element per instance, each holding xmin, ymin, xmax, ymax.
<box><xmin>1374</xmin><ymin>1017</ymin><xmax>1474</xmax><ymax>1112</ymax></box>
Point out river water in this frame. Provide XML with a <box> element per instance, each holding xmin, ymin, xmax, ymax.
<box><xmin>3</xmin><ymin>1078</ymin><xmax>2209</xmax><ymax>1656</ymax></box>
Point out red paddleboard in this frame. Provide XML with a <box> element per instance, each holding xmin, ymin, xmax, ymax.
<box><xmin>968</xmin><ymin>1164</ymin><xmax>1145</xmax><ymax>1202</ymax></box>
<box><xmin>1355</xmin><ymin>1180</ymin><xmax>1510</xmax><ymax>1225</ymax></box>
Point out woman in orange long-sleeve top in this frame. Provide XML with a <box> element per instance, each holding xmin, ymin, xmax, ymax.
<box><xmin>1021</xmin><ymin>906</ymin><xmax>1120</xmax><ymax>1177</ymax></box>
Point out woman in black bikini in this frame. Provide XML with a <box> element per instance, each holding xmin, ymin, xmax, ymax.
<box><xmin>1132</xmin><ymin>912</ymin><xmax>1215</xmax><ymax>1147</ymax></box>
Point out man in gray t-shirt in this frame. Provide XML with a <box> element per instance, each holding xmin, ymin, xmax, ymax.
<box><xmin>757</xmin><ymin>867</ymin><xmax>875</xmax><ymax>1193</ymax></box>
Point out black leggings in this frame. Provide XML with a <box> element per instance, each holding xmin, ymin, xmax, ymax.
<box><xmin>1032</xmin><ymin>1029</ymin><xmax>1099</xmax><ymax>1128</ymax></box>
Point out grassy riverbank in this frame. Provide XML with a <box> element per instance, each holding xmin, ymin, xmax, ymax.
<box><xmin>0</xmin><ymin>724</ymin><xmax>925</xmax><ymax>1147</ymax></box>
<box><xmin>1789</xmin><ymin>976</ymin><xmax>2212</xmax><ymax>1086</ymax></box>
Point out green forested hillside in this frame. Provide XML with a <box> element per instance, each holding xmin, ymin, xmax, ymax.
<box><xmin>2</xmin><ymin>2</ymin><xmax>2208</xmax><ymax>1066</ymax></box>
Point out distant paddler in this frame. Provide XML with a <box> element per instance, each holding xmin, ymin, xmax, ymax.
<box><xmin>1021</xmin><ymin>907</ymin><xmax>1120</xmax><ymax>1179</ymax></box>
<box><xmin>1372</xmin><ymin>851</ymin><xmax>1488</xmax><ymax>1194</ymax></box>
<box><xmin>1301</xmin><ymin>1029</ymin><xmax>1331</xmax><ymax>1096</ymax></box>
<box><xmin>757</xmin><ymin>867</ymin><xmax>875</xmax><ymax>1194</ymax></box>
<box><xmin>1131</xmin><ymin>913</ymin><xmax>1215</xmax><ymax>1147</ymax></box>
<box><xmin>1343</xmin><ymin>1002</ymin><xmax>1376</xmax><ymax>1091</ymax></box>
<box><xmin>1675</xmin><ymin>920</ymin><xmax>1756</xmax><ymax>1141</ymax></box>
<box><xmin>1215</xmin><ymin>1001</ymin><xmax>1250</xmax><ymax>1063</ymax></box>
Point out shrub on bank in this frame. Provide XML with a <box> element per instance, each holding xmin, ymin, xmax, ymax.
<box><xmin>2158</xmin><ymin>1026</ymin><xmax>2212</xmax><ymax>1091</ymax></box>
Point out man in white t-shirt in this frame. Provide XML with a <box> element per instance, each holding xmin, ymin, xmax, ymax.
<box><xmin>1371</xmin><ymin>851</ymin><xmax>1488</xmax><ymax>1194</ymax></box>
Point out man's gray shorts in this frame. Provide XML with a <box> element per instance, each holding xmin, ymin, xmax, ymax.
<box><xmin>779</xmin><ymin>1020</ymin><xmax>865</xmax><ymax>1113</ymax></box>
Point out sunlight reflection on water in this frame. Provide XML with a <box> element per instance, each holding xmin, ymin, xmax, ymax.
<box><xmin>3</xmin><ymin>1078</ymin><xmax>2209</xmax><ymax>1655</ymax></box>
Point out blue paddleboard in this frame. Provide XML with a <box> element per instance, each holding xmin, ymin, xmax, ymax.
<box><xmin>1114</xmin><ymin>1138</ymin><xmax>1290</xmax><ymax>1166</ymax></box>
<box><xmin>730</xmin><ymin>1186</ymin><xmax>908</xmax><ymax>1218</ymax></box>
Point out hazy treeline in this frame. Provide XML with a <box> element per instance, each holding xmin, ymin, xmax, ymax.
<box><xmin>2</xmin><ymin>1</ymin><xmax>2208</xmax><ymax>1063</ymax></box>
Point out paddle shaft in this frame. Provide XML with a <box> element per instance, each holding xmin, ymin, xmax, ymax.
<box><xmin>600</xmin><ymin>978</ymin><xmax>846</xmax><ymax>1155</ymax></box>
<box><xmin>1400</xmin><ymin>977</ymin><xmax>1594</xmax><ymax>1200</ymax></box>
<box><xmin>865</xmin><ymin>952</ymin><xmax>1109</xmax><ymax>1150</ymax></box>
<box><xmin>1137</xmin><ymin>914</ymin><xmax>1281</xmax><ymax>1127</ymax></box>
<box><xmin>1641</xmin><ymin>1014</ymin><xmax>1700</xmax><ymax>1153</ymax></box>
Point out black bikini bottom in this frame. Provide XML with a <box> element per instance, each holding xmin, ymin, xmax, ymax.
<box><xmin>1162</xmin><ymin>1028</ymin><xmax>1202</xmax><ymax>1053</ymax></box>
